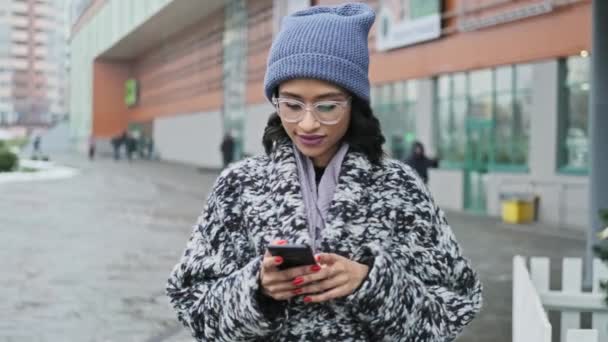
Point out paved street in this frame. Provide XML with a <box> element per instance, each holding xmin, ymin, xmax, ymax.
<box><xmin>0</xmin><ymin>155</ymin><xmax>585</xmax><ymax>342</ymax></box>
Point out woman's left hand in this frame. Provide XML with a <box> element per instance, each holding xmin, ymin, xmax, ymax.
<box><xmin>294</xmin><ymin>253</ymin><xmax>369</xmax><ymax>303</ymax></box>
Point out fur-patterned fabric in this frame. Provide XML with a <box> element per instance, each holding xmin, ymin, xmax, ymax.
<box><xmin>166</xmin><ymin>142</ymin><xmax>483</xmax><ymax>341</ymax></box>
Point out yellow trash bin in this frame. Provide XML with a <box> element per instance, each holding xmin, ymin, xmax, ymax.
<box><xmin>501</xmin><ymin>194</ymin><xmax>536</xmax><ymax>224</ymax></box>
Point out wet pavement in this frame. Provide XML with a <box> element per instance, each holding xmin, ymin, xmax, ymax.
<box><xmin>0</xmin><ymin>154</ymin><xmax>585</xmax><ymax>342</ymax></box>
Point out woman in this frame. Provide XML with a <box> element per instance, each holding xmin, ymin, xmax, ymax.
<box><xmin>167</xmin><ymin>3</ymin><xmax>482</xmax><ymax>341</ymax></box>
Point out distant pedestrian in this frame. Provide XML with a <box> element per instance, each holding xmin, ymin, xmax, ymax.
<box><xmin>111</xmin><ymin>135</ymin><xmax>121</xmax><ymax>160</ymax></box>
<box><xmin>32</xmin><ymin>135</ymin><xmax>41</xmax><ymax>159</ymax></box>
<box><xmin>220</xmin><ymin>133</ymin><xmax>235</xmax><ymax>168</ymax></box>
<box><xmin>125</xmin><ymin>133</ymin><xmax>137</xmax><ymax>161</ymax></box>
<box><xmin>146</xmin><ymin>137</ymin><xmax>155</xmax><ymax>160</ymax></box>
<box><xmin>405</xmin><ymin>141</ymin><xmax>438</xmax><ymax>184</ymax></box>
<box><xmin>88</xmin><ymin>136</ymin><xmax>96</xmax><ymax>161</ymax></box>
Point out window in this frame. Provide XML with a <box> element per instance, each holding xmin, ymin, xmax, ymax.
<box><xmin>434</xmin><ymin>63</ymin><xmax>533</xmax><ymax>170</ymax></box>
<box><xmin>469</xmin><ymin>69</ymin><xmax>493</xmax><ymax>120</ymax></box>
<box><xmin>494</xmin><ymin>64</ymin><xmax>532</xmax><ymax>166</ymax></box>
<box><xmin>558</xmin><ymin>56</ymin><xmax>590</xmax><ymax>173</ymax></box>
<box><xmin>435</xmin><ymin>74</ymin><xmax>467</xmax><ymax>165</ymax></box>
<box><xmin>371</xmin><ymin>80</ymin><xmax>417</xmax><ymax>160</ymax></box>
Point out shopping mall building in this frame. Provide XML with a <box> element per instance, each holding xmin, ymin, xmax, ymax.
<box><xmin>70</xmin><ymin>0</ymin><xmax>592</xmax><ymax>229</ymax></box>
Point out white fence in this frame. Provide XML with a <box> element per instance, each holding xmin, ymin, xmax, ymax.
<box><xmin>513</xmin><ymin>256</ymin><xmax>608</xmax><ymax>342</ymax></box>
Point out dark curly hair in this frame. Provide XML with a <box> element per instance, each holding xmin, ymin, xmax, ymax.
<box><xmin>262</xmin><ymin>95</ymin><xmax>385</xmax><ymax>165</ymax></box>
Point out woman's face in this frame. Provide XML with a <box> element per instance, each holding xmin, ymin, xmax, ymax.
<box><xmin>277</xmin><ymin>79</ymin><xmax>351</xmax><ymax>167</ymax></box>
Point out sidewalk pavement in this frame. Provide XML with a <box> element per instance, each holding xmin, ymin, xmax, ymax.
<box><xmin>0</xmin><ymin>153</ymin><xmax>585</xmax><ymax>342</ymax></box>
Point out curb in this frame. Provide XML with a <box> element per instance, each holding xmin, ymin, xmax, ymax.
<box><xmin>0</xmin><ymin>160</ymin><xmax>79</xmax><ymax>184</ymax></box>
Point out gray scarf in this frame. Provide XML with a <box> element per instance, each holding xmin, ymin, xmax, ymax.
<box><xmin>293</xmin><ymin>143</ymin><xmax>349</xmax><ymax>252</ymax></box>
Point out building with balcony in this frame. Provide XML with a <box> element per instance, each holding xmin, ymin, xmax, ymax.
<box><xmin>0</xmin><ymin>0</ymin><xmax>69</xmax><ymax>127</ymax></box>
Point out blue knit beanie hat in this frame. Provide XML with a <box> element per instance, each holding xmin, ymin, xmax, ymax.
<box><xmin>264</xmin><ymin>3</ymin><xmax>375</xmax><ymax>102</ymax></box>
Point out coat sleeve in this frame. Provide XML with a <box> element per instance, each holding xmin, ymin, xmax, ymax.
<box><xmin>347</xmin><ymin>170</ymin><xmax>483</xmax><ymax>341</ymax></box>
<box><xmin>166</xmin><ymin>168</ymin><xmax>283</xmax><ymax>341</ymax></box>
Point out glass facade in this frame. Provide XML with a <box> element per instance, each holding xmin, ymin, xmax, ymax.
<box><xmin>371</xmin><ymin>80</ymin><xmax>417</xmax><ymax>160</ymax></box>
<box><xmin>434</xmin><ymin>63</ymin><xmax>533</xmax><ymax>169</ymax></box>
<box><xmin>559</xmin><ymin>55</ymin><xmax>590</xmax><ymax>173</ymax></box>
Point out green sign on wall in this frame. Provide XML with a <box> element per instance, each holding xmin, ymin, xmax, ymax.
<box><xmin>125</xmin><ymin>79</ymin><xmax>138</xmax><ymax>107</ymax></box>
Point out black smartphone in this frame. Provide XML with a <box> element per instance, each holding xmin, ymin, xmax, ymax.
<box><xmin>267</xmin><ymin>244</ymin><xmax>316</xmax><ymax>270</ymax></box>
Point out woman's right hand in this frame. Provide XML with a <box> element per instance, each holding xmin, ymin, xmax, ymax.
<box><xmin>259</xmin><ymin>240</ymin><xmax>321</xmax><ymax>301</ymax></box>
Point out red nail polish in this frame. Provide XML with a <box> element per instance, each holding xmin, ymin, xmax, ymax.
<box><xmin>293</xmin><ymin>277</ymin><xmax>304</xmax><ymax>285</ymax></box>
<box><xmin>304</xmin><ymin>296</ymin><xmax>312</xmax><ymax>303</ymax></box>
<box><xmin>274</xmin><ymin>256</ymin><xmax>283</xmax><ymax>264</ymax></box>
<box><xmin>277</xmin><ymin>240</ymin><xmax>288</xmax><ymax>245</ymax></box>
<box><xmin>293</xmin><ymin>288</ymin><xmax>303</xmax><ymax>295</ymax></box>
<box><xmin>315</xmin><ymin>255</ymin><xmax>322</xmax><ymax>262</ymax></box>
<box><xmin>310</xmin><ymin>265</ymin><xmax>321</xmax><ymax>272</ymax></box>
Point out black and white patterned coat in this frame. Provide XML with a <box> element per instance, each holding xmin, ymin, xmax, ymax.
<box><xmin>166</xmin><ymin>142</ymin><xmax>483</xmax><ymax>341</ymax></box>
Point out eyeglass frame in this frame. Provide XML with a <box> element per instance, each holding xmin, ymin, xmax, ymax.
<box><xmin>271</xmin><ymin>96</ymin><xmax>352</xmax><ymax>125</ymax></box>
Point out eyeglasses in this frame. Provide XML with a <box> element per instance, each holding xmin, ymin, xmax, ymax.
<box><xmin>272</xmin><ymin>97</ymin><xmax>351</xmax><ymax>125</ymax></box>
